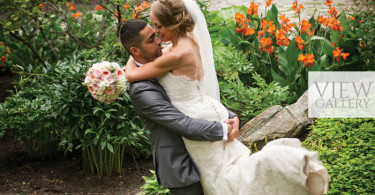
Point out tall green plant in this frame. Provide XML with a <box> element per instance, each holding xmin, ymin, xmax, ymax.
<box><xmin>212</xmin><ymin>0</ymin><xmax>364</xmax><ymax>102</ymax></box>
<box><xmin>50</xmin><ymin>56</ymin><xmax>150</xmax><ymax>176</ymax></box>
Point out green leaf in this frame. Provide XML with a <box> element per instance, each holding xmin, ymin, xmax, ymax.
<box><xmin>107</xmin><ymin>142</ymin><xmax>114</xmax><ymax>153</ymax></box>
<box><xmin>271</xmin><ymin>68</ymin><xmax>287</xmax><ymax>86</ymax></box>
<box><xmin>101</xmin><ymin>141</ymin><xmax>106</xmax><ymax>150</ymax></box>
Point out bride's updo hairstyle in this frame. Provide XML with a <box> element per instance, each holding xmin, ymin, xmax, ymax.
<box><xmin>151</xmin><ymin>0</ymin><xmax>195</xmax><ymax>33</ymax></box>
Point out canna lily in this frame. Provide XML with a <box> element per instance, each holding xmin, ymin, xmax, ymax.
<box><xmin>124</xmin><ymin>4</ymin><xmax>130</xmax><ymax>9</ymax></box>
<box><xmin>300</xmin><ymin>19</ymin><xmax>312</xmax><ymax>35</ymax></box>
<box><xmin>266</xmin><ymin>0</ymin><xmax>273</xmax><ymax>7</ymax></box>
<box><xmin>297</xmin><ymin>53</ymin><xmax>315</xmax><ymax>67</ymax></box>
<box><xmin>348</xmin><ymin>16</ymin><xmax>355</xmax><ymax>20</ymax></box>
<box><xmin>95</xmin><ymin>5</ymin><xmax>104</xmax><ymax>11</ymax></box>
<box><xmin>247</xmin><ymin>2</ymin><xmax>260</xmax><ymax>15</ymax></box>
<box><xmin>292</xmin><ymin>1</ymin><xmax>304</xmax><ymax>15</ymax></box>
<box><xmin>327</xmin><ymin>17</ymin><xmax>343</xmax><ymax>32</ymax></box>
<box><xmin>341</xmin><ymin>53</ymin><xmax>350</xmax><ymax>60</ymax></box>
<box><xmin>235</xmin><ymin>12</ymin><xmax>246</xmax><ymax>24</ymax></box>
<box><xmin>72</xmin><ymin>11</ymin><xmax>81</xmax><ymax>19</ymax></box>
<box><xmin>318</xmin><ymin>15</ymin><xmax>328</xmax><ymax>25</ymax></box>
<box><xmin>70</xmin><ymin>4</ymin><xmax>76</xmax><ymax>11</ymax></box>
<box><xmin>295</xmin><ymin>36</ymin><xmax>305</xmax><ymax>50</ymax></box>
<box><xmin>1</xmin><ymin>56</ymin><xmax>5</xmax><ymax>62</ymax></box>
<box><xmin>259</xmin><ymin>37</ymin><xmax>274</xmax><ymax>53</ymax></box>
<box><xmin>333</xmin><ymin>47</ymin><xmax>343</xmax><ymax>61</ymax></box>
<box><xmin>275</xmin><ymin>29</ymin><xmax>289</xmax><ymax>46</ymax></box>
<box><xmin>39</xmin><ymin>3</ymin><xmax>45</xmax><ymax>10</ymax></box>
<box><xmin>141</xmin><ymin>1</ymin><xmax>151</xmax><ymax>8</ymax></box>
<box><xmin>328</xmin><ymin>6</ymin><xmax>338</xmax><ymax>17</ymax></box>
<box><xmin>325</xmin><ymin>0</ymin><xmax>333</xmax><ymax>7</ymax></box>
<box><xmin>279</xmin><ymin>14</ymin><xmax>290</xmax><ymax>23</ymax></box>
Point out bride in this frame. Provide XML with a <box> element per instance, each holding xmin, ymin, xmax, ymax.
<box><xmin>125</xmin><ymin>0</ymin><xmax>329</xmax><ymax>194</ymax></box>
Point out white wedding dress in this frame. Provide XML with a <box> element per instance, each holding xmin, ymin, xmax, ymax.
<box><xmin>158</xmin><ymin>72</ymin><xmax>329</xmax><ymax>195</ymax></box>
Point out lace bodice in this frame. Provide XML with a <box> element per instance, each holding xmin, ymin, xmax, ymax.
<box><xmin>158</xmin><ymin>72</ymin><xmax>228</xmax><ymax>122</ymax></box>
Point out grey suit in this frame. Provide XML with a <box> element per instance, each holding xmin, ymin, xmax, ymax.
<box><xmin>129</xmin><ymin>78</ymin><xmax>236</xmax><ymax>189</ymax></box>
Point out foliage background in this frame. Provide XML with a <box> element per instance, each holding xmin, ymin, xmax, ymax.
<box><xmin>0</xmin><ymin>0</ymin><xmax>374</xmax><ymax>193</ymax></box>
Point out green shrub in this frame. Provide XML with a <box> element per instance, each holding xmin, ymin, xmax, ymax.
<box><xmin>302</xmin><ymin>118</ymin><xmax>375</xmax><ymax>194</ymax></box>
<box><xmin>0</xmin><ymin>55</ymin><xmax>151</xmax><ymax>175</ymax></box>
<box><xmin>50</xmin><ymin>56</ymin><xmax>150</xmax><ymax>176</ymax></box>
<box><xmin>141</xmin><ymin>170</ymin><xmax>170</xmax><ymax>195</ymax></box>
<box><xmin>0</xmin><ymin>89</ymin><xmax>60</xmax><ymax>160</ymax></box>
<box><xmin>215</xmin><ymin>44</ymin><xmax>288</xmax><ymax>122</ymax></box>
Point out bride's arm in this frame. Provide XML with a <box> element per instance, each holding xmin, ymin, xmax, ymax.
<box><xmin>125</xmin><ymin>52</ymin><xmax>182</xmax><ymax>82</ymax></box>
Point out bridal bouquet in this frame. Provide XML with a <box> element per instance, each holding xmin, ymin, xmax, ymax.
<box><xmin>83</xmin><ymin>61</ymin><xmax>127</xmax><ymax>103</ymax></box>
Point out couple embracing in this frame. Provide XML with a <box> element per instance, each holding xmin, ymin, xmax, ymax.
<box><xmin>119</xmin><ymin>0</ymin><xmax>329</xmax><ymax>194</ymax></box>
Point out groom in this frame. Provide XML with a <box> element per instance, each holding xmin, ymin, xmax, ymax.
<box><xmin>119</xmin><ymin>20</ymin><xmax>239</xmax><ymax>194</ymax></box>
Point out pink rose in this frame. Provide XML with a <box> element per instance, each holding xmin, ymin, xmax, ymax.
<box><xmin>102</xmin><ymin>69</ymin><xmax>110</xmax><ymax>76</ymax></box>
<box><xmin>92</xmin><ymin>83</ymin><xmax>99</xmax><ymax>90</ymax></box>
<box><xmin>93</xmin><ymin>69</ymin><xmax>102</xmax><ymax>78</ymax></box>
<box><xmin>106</xmin><ymin>76</ymin><xmax>114</xmax><ymax>83</ymax></box>
<box><xmin>105</xmin><ymin>85</ymin><xmax>116</xmax><ymax>94</ymax></box>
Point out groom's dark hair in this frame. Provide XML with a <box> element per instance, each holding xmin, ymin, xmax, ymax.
<box><xmin>119</xmin><ymin>20</ymin><xmax>147</xmax><ymax>54</ymax></box>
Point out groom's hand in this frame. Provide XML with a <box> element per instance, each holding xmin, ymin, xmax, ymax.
<box><xmin>225</xmin><ymin>116</ymin><xmax>240</xmax><ymax>142</ymax></box>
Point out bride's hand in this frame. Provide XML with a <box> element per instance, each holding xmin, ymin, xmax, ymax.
<box><xmin>124</xmin><ymin>56</ymin><xmax>136</xmax><ymax>80</ymax></box>
<box><xmin>225</xmin><ymin>117</ymin><xmax>240</xmax><ymax>142</ymax></box>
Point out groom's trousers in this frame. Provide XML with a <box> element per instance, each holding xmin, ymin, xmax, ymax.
<box><xmin>169</xmin><ymin>181</ymin><xmax>204</xmax><ymax>195</ymax></box>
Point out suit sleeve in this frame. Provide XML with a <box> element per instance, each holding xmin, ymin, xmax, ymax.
<box><xmin>130</xmin><ymin>83</ymin><xmax>224</xmax><ymax>141</ymax></box>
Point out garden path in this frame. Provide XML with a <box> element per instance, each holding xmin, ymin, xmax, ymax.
<box><xmin>207</xmin><ymin>0</ymin><xmax>355</xmax><ymax>22</ymax></box>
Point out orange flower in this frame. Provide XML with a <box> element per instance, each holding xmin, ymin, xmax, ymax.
<box><xmin>327</xmin><ymin>17</ymin><xmax>343</xmax><ymax>32</ymax></box>
<box><xmin>333</xmin><ymin>47</ymin><xmax>343</xmax><ymax>61</ymax></box>
<box><xmin>348</xmin><ymin>16</ymin><xmax>355</xmax><ymax>20</ymax></box>
<box><xmin>341</xmin><ymin>53</ymin><xmax>350</xmax><ymax>60</ymax></box>
<box><xmin>318</xmin><ymin>15</ymin><xmax>328</xmax><ymax>25</ymax></box>
<box><xmin>247</xmin><ymin>2</ymin><xmax>260</xmax><ymax>15</ymax></box>
<box><xmin>66</xmin><ymin>2</ymin><xmax>70</xmax><ymax>6</ymax></box>
<box><xmin>257</xmin><ymin>30</ymin><xmax>265</xmax><ymax>38</ymax></box>
<box><xmin>141</xmin><ymin>1</ymin><xmax>151</xmax><ymax>8</ymax></box>
<box><xmin>292</xmin><ymin>1</ymin><xmax>304</xmax><ymax>15</ymax></box>
<box><xmin>266</xmin><ymin>23</ymin><xmax>276</xmax><ymax>35</ymax></box>
<box><xmin>298</xmin><ymin>53</ymin><xmax>315</xmax><ymax>67</ymax></box>
<box><xmin>95</xmin><ymin>5</ymin><xmax>103</xmax><ymax>11</ymax></box>
<box><xmin>329</xmin><ymin>42</ymin><xmax>336</xmax><ymax>48</ymax></box>
<box><xmin>324</xmin><ymin>0</ymin><xmax>333</xmax><ymax>7</ymax></box>
<box><xmin>39</xmin><ymin>3</ymin><xmax>45</xmax><ymax>10</ymax></box>
<box><xmin>295</xmin><ymin>36</ymin><xmax>305</xmax><ymax>50</ymax></box>
<box><xmin>279</xmin><ymin>14</ymin><xmax>290</xmax><ymax>23</ymax></box>
<box><xmin>266</xmin><ymin>0</ymin><xmax>273</xmax><ymax>7</ymax></box>
<box><xmin>1</xmin><ymin>56</ymin><xmax>6</xmax><ymax>62</ymax></box>
<box><xmin>300</xmin><ymin>19</ymin><xmax>312</xmax><ymax>35</ymax></box>
<box><xmin>70</xmin><ymin>4</ymin><xmax>76</xmax><ymax>11</ymax></box>
<box><xmin>244</xmin><ymin>27</ymin><xmax>255</xmax><ymax>36</ymax></box>
<box><xmin>328</xmin><ymin>6</ymin><xmax>337</xmax><ymax>17</ymax></box>
<box><xmin>124</xmin><ymin>4</ymin><xmax>130</xmax><ymax>9</ymax></box>
<box><xmin>275</xmin><ymin>29</ymin><xmax>289</xmax><ymax>46</ymax></box>
<box><xmin>0</xmin><ymin>42</ymin><xmax>4</xmax><ymax>46</ymax></box>
<box><xmin>259</xmin><ymin>37</ymin><xmax>274</xmax><ymax>53</ymax></box>
<box><xmin>235</xmin><ymin>12</ymin><xmax>246</xmax><ymax>24</ymax></box>
<box><xmin>72</xmin><ymin>11</ymin><xmax>81</xmax><ymax>19</ymax></box>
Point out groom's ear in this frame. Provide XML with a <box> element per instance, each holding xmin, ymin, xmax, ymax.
<box><xmin>129</xmin><ymin>47</ymin><xmax>141</xmax><ymax>56</ymax></box>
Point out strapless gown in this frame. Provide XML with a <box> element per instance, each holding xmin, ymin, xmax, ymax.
<box><xmin>158</xmin><ymin>72</ymin><xmax>329</xmax><ymax>195</ymax></box>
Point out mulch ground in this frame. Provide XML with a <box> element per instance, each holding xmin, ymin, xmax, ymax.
<box><xmin>0</xmin><ymin>73</ymin><xmax>154</xmax><ymax>194</ymax></box>
<box><xmin>0</xmin><ymin>135</ymin><xmax>154</xmax><ymax>195</ymax></box>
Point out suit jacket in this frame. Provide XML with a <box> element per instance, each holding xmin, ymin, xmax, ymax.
<box><xmin>129</xmin><ymin>79</ymin><xmax>236</xmax><ymax>188</ymax></box>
